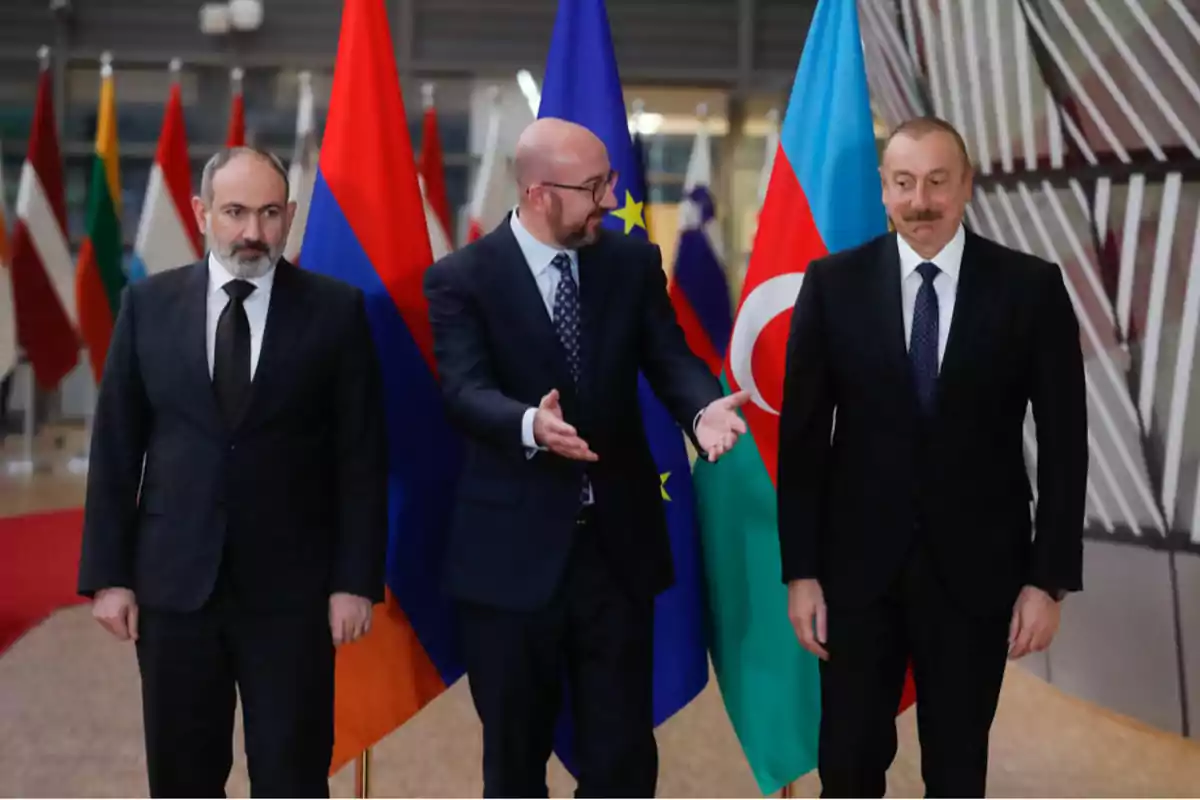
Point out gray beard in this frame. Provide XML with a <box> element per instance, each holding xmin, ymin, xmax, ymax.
<box><xmin>217</xmin><ymin>251</ymin><xmax>276</xmax><ymax>279</ymax></box>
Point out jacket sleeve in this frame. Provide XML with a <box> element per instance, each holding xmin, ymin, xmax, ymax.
<box><xmin>423</xmin><ymin>256</ymin><xmax>531</xmax><ymax>454</ymax></box>
<box><xmin>776</xmin><ymin>261</ymin><xmax>834</xmax><ymax>583</ymax></box>
<box><xmin>636</xmin><ymin>245</ymin><xmax>724</xmax><ymax>449</ymax></box>
<box><xmin>77</xmin><ymin>286</ymin><xmax>151</xmax><ymax>597</ymax></box>
<box><xmin>331</xmin><ymin>289</ymin><xmax>389</xmax><ymax>602</ymax></box>
<box><xmin>1028</xmin><ymin>263</ymin><xmax>1087</xmax><ymax>594</ymax></box>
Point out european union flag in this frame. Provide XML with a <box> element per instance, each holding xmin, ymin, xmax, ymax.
<box><xmin>539</xmin><ymin>0</ymin><xmax>709</xmax><ymax>775</ymax></box>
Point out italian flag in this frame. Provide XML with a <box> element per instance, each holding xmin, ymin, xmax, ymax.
<box><xmin>693</xmin><ymin>0</ymin><xmax>914</xmax><ymax>793</ymax></box>
<box><xmin>75</xmin><ymin>53</ymin><xmax>125</xmax><ymax>382</ymax></box>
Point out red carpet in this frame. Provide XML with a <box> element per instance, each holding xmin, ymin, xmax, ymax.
<box><xmin>0</xmin><ymin>508</ymin><xmax>86</xmax><ymax>655</ymax></box>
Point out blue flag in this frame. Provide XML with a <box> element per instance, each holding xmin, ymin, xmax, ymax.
<box><xmin>539</xmin><ymin>0</ymin><xmax>709</xmax><ymax>775</ymax></box>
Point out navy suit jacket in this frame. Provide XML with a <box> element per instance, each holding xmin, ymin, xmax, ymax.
<box><xmin>423</xmin><ymin>218</ymin><xmax>723</xmax><ymax>611</ymax></box>
<box><xmin>77</xmin><ymin>259</ymin><xmax>388</xmax><ymax>613</ymax></box>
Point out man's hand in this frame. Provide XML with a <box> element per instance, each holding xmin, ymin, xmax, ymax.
<box><xmin>787</xmin><ymin>578</ymin><xmax>829</xmax><ymax>660</ymax></box>
<box><xmin>533</xmin><ymin>389</ymin><xmax>598</xmax><ymax>462</ymax></box>
<box><xmin>1008</xmin><ymin>585</ymin><xmax>1061</xmax><ymax>659</ymax></box>
<box><xmin>696</xmin><ymin>390</ymin><xmax>751</xmax><ymax>462</ymax></box>
<box><xmin>329</xmin><ymin>593</ymin><xmax>373</xmax><ymax>646</ymax></box>
<box><xmin>92</xmin><ymin>587</ymin><xmax>139</xmax><ymax>642</ymax></box>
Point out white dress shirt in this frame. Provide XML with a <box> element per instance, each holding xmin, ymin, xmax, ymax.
<box><xmin>205</xmin><ymin>252</ymin><xmax>276</xmax><ymax>379</ymax></box>
<box><xmin>898</xmin><ymin>223</ymin><xmax>965</xmax><ymax>369</ymax></box>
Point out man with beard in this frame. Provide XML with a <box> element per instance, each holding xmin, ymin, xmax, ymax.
<box><xmin>423</xmin><ymin>117</ymin><xmax>749</xmax><ymax>796</ymax></box>
<box><xmin>77</xmin><ymin>146</ymin><xmax>387</xmax><ymax>798</ymax></box>
<box><xmin>777</xmin><ymin>116</ymin><xmax>1087</xmax><ymax>797</ymax></box>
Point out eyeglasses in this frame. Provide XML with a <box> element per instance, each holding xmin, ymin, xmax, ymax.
<box><xmin>537</xmin><ymin>169</ymin><xmax>618</xmax><ymax>203</ymax></box>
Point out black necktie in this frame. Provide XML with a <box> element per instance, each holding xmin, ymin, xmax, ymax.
<box><xmin>214</xmin><ymin>279</ymin><xmax>255</xmax><ymax>424</ymax></box>
<box><xmin>909</xmin><ymin>262</ymin><xmax>940</xmax><ymax>416</ymax></box>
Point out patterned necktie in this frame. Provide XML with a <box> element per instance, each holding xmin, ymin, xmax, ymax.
<box><xmin>550</xmin><ymin>252</ymin><xmax>591</xmax><ymax>505</ymax></box>
<box><xmin>214</xmin><ymin>279</ymin><xmax>256</xmax><ymax>425</ymax></box>
<box><xmin>551</xmin><ymin>252</ymin><xmax>582</xmax><ymax>384</ymax></box>
<box><xmin>910</xmin><ymin>261</ymin><xmax>940</xmax><ymax>416</ymax></box>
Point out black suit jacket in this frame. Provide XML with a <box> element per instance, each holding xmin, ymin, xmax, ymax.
<box><xmin>423</xmin><ymin>219</ymin><xmax>723</xmax><ymax>611</ymax></box>
<box><xmin>777</xmin><ymin>231</ymin><xmax>1087</xmax><ymax>615</ymax></box>
<box><xmin>77</xmin><ymin>259</ymin><xmax>388</xmax><ymax>613</ymax></box>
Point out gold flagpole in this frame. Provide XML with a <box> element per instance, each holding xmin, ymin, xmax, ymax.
<box><xmin>353</xmin><ymin>748</ymin><xmax>372</xmax><ymax>798</ymax></box>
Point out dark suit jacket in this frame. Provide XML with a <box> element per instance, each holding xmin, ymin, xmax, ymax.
<box><xmin>777</xmin><ymin>230</ymin><xmax>1087</xmax><ymax>616</ymax></box>
<box><xmin>77</xmin><ymin>259</ymin><xmax>388</xmax><ymax>613</ymax></box>
<box><xmin>423</xmin><ymin>219</ymin><xmax>723</xmax><ymax>611</ymax></box>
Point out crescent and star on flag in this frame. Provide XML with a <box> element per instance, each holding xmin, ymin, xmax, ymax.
<box><xmin>728</xmin><ymin>273</ymin><xmax>806</xmax><ymax>417</ymax></box>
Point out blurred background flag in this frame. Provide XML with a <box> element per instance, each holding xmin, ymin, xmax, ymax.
<box><xmin>667</xmin><ymin>103</ymin><xmax>732</xmax><ymax>376</ymax></box>
<box><xmin>283</xmin><ymin>70</ymin><xmax>318</xmax><ymax>264</ymax></box>
<box><xmin>74</xmin><ymin>52</ymin><xmax>125</xmax><ymax>383</ymax></box>
<box><xmin>128</xmin><ymin>59</ymin><xmax>201</xmax><ymax>280</ymax></box>
<box><xmin>10</xmin><ymin>47</ymin><xmax>78</xmax><ymax>391</ymax></box>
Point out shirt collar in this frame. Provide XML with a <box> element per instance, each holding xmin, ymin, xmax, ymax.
<box><xmin>897</xmin><ymin>223</ymin><xmax>965</xmax><ymax>282</ymax></box>
<box><xmin>207</xmin><ymin>251</ymin><xmax>277</xmax><ymax>296</ymax></box>
<box><xmin>509</xmin><ymin>208</ymin><xmax>577</xmax><ymax>277</ymax></box>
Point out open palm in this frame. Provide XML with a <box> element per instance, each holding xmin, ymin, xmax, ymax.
<box><xmin>696</xmin><ymin>390</ymin><xmax>751</xmax><ymax>462</ymax></box>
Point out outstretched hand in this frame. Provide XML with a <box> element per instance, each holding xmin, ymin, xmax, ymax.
<box><xmin>696</xmin><ymin>390</ymin><xmax>751</xmax><ymax>462</ymax></box>
<box><xmin>534</xmin><ymin>389</ymin><xmax>599</xmax><ymax>462</ymax></box>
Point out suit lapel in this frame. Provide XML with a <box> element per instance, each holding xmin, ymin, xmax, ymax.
<box><xmin>238</xmin><ymin>260</ymin><xmax>308</xmax><ymax>432</ymax></box>
<box><xmin>936</xmin><ymin>232</ymin><xmax>989</xmax><ymax>396</ymax></box>
<box><xmin>181</xmin><ymin>261</ymin><xmax>225</xmax><ymax>433</ymax></box>
<box><xmin>873</xmin><ymin>234</ymin><xmax>913</xmax><ymax>389</ymax></box>
<box><xmin>485</xmin><ymin>221</ymin><xmax>575</xmax><ymax>389</ymax></box>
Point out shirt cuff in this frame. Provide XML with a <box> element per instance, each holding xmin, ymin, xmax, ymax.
<box><xmin>693</xmin><ymin>407</ymin><xmax>705</xmax><ymax>437</ymax></box>
<box><xmin>522</xmin><ymin>406</ymin><xmax>540</xmax><ymax>458</ymax></box>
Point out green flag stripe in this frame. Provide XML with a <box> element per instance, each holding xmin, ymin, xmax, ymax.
<box><xmin>695</xmin><ymin>373</ymin><xmax>821</xmax><ymax>794</ymax></box>
<box><xmin>86</xmin><ymin>156</ymin><xmax>125</xmax><ymax>314</ymax></box>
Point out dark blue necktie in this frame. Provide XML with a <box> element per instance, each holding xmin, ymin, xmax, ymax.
<box><xmin>910</xmin><ymin>261</ymin><xmax>940</xmax><ymax>416</ymax></box>
<box><xmin>551</xmin><ymin>252</ymin><xmax>590</xmax><ymax>505</ymax></box>
<box><xmin>551</xmin><ymin>252</ymin><xmax>582</xmax><ymax>385</ymax></box>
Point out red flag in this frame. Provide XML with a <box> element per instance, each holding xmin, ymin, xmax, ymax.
<box><xmin>10</xmin><ymin>50</ymin><xmax>78</xmax><ymax>388</ymax></box>
<box><xmin>418</xmin><ymin>83</ymin><xmax>452</xmax><ymax>245</ymax></box>
<box><xmin>226</xmin><ymin>67</ymin><xmax>245</xmax><ymax>147</ymax></box>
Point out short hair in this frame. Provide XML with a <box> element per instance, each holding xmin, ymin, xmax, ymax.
<box><xmin>883</xmin><ymin>116</ymin><xmax>972</xmax><ymax>170</ymax></box>
<box><xmin>199</xmin><ymin>146</ymin><xmax>290</xmax><ymax>205</ymax></box>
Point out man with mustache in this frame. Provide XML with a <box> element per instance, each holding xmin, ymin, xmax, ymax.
<box><xmin>78</xmin><ymin>146</ymin><xmax>387</xmax><ymax>797</ymax></box>
<box><xmin>777</xmin><ymin>117</ymin><xmax>1087</xmax><ymax>796</ymax></box>
<box><xmin>423</xmin><ymin>118</ymin><xmax>749</xmax><ymax>795</ymax></box>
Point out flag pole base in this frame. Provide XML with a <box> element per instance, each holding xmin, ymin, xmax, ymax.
<box><xmin>353</xmin><ymin>748</ymin><xmax>371</xmax><ymax>798</ymax></box>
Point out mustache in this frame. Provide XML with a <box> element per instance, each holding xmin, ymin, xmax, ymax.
<box><xmin>903</xmin><ymin>209</ymin><xmax>942</xmax><ymax>222</ymax></box>
<box><xmin>232</xmin><ymin>239</ymin><xmax>269</xmax><ymax>255</ymax></box>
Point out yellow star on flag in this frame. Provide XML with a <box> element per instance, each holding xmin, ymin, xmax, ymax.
<box><xmin>610</xmin><ymin>191</ymin><xmax>646</xmax><ymax>234</ymax></box>
<box><xmin>660</xmin><ymin>471</ymin><xmax>671</xmax><ymax>501</ymax></box>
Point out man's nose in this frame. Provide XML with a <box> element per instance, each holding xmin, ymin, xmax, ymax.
<box><xmin>912</xmin><ymin>183</ymin><xmax>930</xmax><ymax>209</ymax></box>
<box><xmin>599</xmin><ymin>182</ymin><xmax>619</xmax><ymax>210</ymax></box>
<box><xmin>241</xmin><ymin>215</ymin><xmax>263</xmax><ymax>241</ymax></box>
